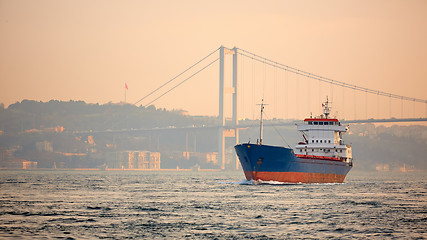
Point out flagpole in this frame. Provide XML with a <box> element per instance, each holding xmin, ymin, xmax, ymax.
<box><xmin>124</xmin><ymin>83</ymin><xmax>128</xmax><ymax>103</ymax></box>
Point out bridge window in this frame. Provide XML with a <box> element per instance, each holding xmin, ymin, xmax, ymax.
<box><xmin>314</xmin><ymin>122</ymin><xmax>318</xmax><ymax>125</ymax></box>
<box><xmin>316</xmin><ymin>140</ymin><xmax>318</xmax><ymax>143</ymax></box>
<box><xmin>319</xmin><ymin>122</ymin><xmax>323</xmax><ymax>125</ymax></box>
<box><xmin>320</xmin><ymin>140</ymin><xmax>322</xmax><ymax>143</ymax></box>
<box><xmin>329</xmin><ymin>122</ymin><xmax>333</xmax><ymax>125</ymax></box>
<box><xmin>300</xmin><ymin>149</ymin><xmax>302</xmax><ymax>152</ymax></box>
<box><xmin>308</xmin><ymin>121</ymin><xmax>312</xmax><ymax>125</ymax></box>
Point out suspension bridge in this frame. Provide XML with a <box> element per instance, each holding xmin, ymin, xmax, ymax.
<box><xmin>128</xmin><ymin>46</ymin><xmax>426</xmax><ymax>169</ymax></box>
<box><xmin>81</xmin><ymin>46</ymin><xmax>427</xmax><ymax>170</ymax></box>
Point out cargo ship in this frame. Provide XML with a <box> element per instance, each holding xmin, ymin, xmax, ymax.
<box><xmin>234</xmin><ymin>98</ymin><xmax>353</xmax><ymax>183</ymax></box>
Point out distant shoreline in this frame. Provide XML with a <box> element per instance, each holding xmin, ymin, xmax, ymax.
<box><xmin>0</xmin><ymin>168</ymin><xmax>223</xmax><ymax>172</ymax></box>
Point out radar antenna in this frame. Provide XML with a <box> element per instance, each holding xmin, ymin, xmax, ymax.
<box><xmin>323</xmin><ymin>97</ymin><xmax>331</xmax><ymax>119</ymax></box>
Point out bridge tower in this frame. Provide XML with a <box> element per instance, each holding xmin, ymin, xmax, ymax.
<box><xmin>218</xmin><ymin>46</ymin><xmax>239</xmax><ymax>170</ymax></box>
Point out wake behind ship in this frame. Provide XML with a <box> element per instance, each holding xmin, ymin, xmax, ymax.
<box><xmin>235</xmin><ymin>98</ymin><xmax>353</xmax><ymax>183</ymax></box>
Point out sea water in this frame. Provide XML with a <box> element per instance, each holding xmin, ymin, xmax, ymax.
<box><xmin>0</xmin><ymin>170</ymin><xmax>425</xmax><ymax>239</ymax></box>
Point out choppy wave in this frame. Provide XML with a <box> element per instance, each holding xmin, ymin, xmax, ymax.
<box><xmin>0</xmin><ymin>170</ymin><xmax>425</xmax><ymax>239</ymax></box>
<box><xmin>218</xmin><ymin>179</ymin><xmax>255</xmax><ymax>185</ymax></box>
<box><xmin>220</xmin><ymin>179</ymin><xmax>347</xmax><ymax>186</ymax></box>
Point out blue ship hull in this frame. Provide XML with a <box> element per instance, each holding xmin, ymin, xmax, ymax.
<box><xmin>235</xmin><ymin>143</ymin><xmax>352</xmax><ymax>183</ymax></box>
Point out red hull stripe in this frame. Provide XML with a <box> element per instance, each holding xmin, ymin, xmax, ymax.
<box><xmin>244</xmin><ymin>171</ymin><xmax>347</xmax><ymax>183</ymax></box>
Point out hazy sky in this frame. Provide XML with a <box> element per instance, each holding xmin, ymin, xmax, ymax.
<box><xmin>1</xmin><ymin>0</ymin><xmax>426</xmax><ymax>118</ymax></box>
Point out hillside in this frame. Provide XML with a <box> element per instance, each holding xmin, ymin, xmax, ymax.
<box><xmin>0</xmin><ymin>100</ymin><xmax>426</xmax><ymax>171</ymax></box>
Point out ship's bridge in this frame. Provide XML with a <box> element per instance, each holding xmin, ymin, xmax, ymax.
<box><xmin>297</xmin><ymin>118</ymin><xmax>347</xmax><ymax>132</ymax></box>
<box><xmin>295</xmin><ymin>117</ymin><xmax>351</xmax><ymax>160</ymax></box>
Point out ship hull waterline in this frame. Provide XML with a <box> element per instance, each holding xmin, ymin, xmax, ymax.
<box><xmin>235</xmin><ymin>143</ymin><xmax>352</xmax><ymax>184</ymax></box>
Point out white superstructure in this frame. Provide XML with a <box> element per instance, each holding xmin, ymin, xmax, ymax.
<box><xmin>295</xmin><ymin>98</ymin><xmax>352</xmax><ymax>163</ymax></box>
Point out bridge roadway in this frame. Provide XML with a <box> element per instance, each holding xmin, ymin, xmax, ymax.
<box><xmin>74</xmin><ymin>117</ymin><xmax>427</xmax><ymax>136</ymax></box>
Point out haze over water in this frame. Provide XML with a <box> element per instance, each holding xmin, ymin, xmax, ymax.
<box><xmin>1</xmin><ymin>170</ymin><xmax>425</xmax><ymax>239</ymax></box>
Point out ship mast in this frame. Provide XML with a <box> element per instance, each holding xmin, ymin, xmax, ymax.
<box><xmin>257</xmin><ymin>99</ymin><xmax>266</xmax><ymax>145</ymax></box>
<box><xmin>323</xmin><ymin>96</ymin><xmax>330</xmax><ymax>119</ymax></box>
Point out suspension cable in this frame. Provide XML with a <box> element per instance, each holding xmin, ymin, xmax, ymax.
<box><xmin>134</xmin><ymin>47</ymin><xmax>220</xmax><ymax>105</ymax></box>
<box><xmin>143</xmin><ymin>58</ymin><xmax>219</xmax><ymax>108</ymax></box>
<box><xmin>237</xmin><ymin>48</ymin><xmax>427</xmax><ymax>104</ymax></box>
